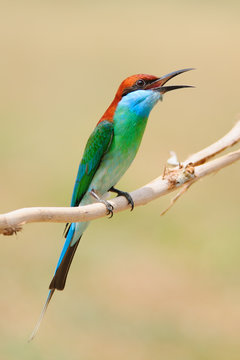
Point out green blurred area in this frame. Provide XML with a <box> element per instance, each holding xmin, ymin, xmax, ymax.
<box><xmin>0</xmin><ymin>1</ymin><xmax>240</xmax><ymax>359</ymax></box>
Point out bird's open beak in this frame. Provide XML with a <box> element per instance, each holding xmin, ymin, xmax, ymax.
<box><xmin>146</xmin><ymin>68</ymin><xmax>194</xmax><ymax>94</ymax></box>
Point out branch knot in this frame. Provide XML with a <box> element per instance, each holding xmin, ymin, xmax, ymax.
<box><xmin>163</xmin><ymin>163</ymin><xmax>195</xmax><ymax>189</ymax></box>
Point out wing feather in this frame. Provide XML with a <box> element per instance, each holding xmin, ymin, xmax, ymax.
<box><xmin>71</xmin><ymin>120</ymin><xmax>114</xmax><ymax>207</ymax></box>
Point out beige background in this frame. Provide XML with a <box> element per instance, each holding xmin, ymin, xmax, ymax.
<box><xmin>0</xmin><ymin>1</ymin><xmax>240</xmax><ymax>359</ymax></box>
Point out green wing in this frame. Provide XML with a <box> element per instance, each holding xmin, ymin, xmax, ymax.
<box><xmin>70</xmin><ymin>120</ymin><xmax>113</xmax><ymax>207</ymax></box>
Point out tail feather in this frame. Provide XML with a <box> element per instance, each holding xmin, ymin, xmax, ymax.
<box><xmin>49</xmin><ymin>237</ymin><xmax>81</xmax><ymax>290</ymax></box>
<box><xmin>29</xmin><ymin>223</ymin><xmax>82</xmax><ymax>340</ymax></box>
<box><xmin>28</xmin><ymin>289</ymin><xmax>55</xmax><ymax>342</ymax></box>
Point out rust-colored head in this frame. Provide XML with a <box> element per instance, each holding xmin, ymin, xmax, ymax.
<box><xmin>99</xmin><ymin>68</ymin><xmax>194</xmax><ymax>123</ymax></box>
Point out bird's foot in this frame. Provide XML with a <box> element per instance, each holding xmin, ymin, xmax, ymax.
<box><xmin>109</xmin><ymin>186</ymin><xmax>134</xmax><ymax>211</ymax></box>
<box><xmin>90</xmin><ymin>189</ymin><xmax>114</xmax><ymax>218</ymax></box>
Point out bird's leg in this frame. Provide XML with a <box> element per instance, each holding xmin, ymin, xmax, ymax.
<box><xmin>109</xmin><ymin>186</ymin><xmax>134</xmax><ymax>211</ymax></box>
<box><xmin>90</xmin><ymin>189</ymin><xmax>114</xmax><ymax>218</ymax></box>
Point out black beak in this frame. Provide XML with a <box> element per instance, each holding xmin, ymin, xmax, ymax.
<box><xmin>146</xmin><ymin>68</ymin><xmax>194</xmax><ymax>93</ymax></box>
<box><xmin>156</xmin><ymin>84</ymin><xmax>194</xmax><ymax>94</ymax></box>
<box><xmin>157</xmin><ymin>68</ymin><xmax>194</xmax><ymax>85</ymax></box>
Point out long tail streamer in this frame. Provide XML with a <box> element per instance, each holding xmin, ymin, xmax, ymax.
<box><xmin>28</xmin><ymin>289</ymin><xmax>55</xmax><ymax>342</ymax></box>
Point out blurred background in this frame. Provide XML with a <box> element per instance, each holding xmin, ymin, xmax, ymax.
<box><xmin>0</xmin><ymin>1</ymin><xmax>240</xmax><ymax>359</ymax></box>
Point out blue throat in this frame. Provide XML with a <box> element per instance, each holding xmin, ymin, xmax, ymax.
<box><xmin>116</xmin><ymin>89</ymin><xmax>162</xmax><ymax>118</ymax></box>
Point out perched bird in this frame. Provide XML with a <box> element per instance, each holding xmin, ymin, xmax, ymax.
<box><xmin>29</xmin><ymin>68</ymin><xmax>193</xmax><ymax>340</ymax></box>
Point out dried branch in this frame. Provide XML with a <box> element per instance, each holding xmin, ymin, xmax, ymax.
<box><xmin>1</xmin><ymin>121</ymin><xmax>240</xmax><ymax>236</ymax></box>
<box><xmin>183</xmin><ymin>120</ymin><xmax>240</xmax><ymax>166</ymax></box>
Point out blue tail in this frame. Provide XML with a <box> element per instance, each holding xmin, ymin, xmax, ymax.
<box><xmin>49</xmin><ymin>223</ymin><xmax>82</xmax><ymax>290</ymax></box>
<box><xmin>29</xmin><ymin>223</ymin><xmax>81</xmax><ymax>340</ymax></box>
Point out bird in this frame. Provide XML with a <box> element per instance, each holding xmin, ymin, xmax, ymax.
<box><xmin>29</xmin><ymin>68</ymin><xmax>193</xmax><ymax>340</ymax></box>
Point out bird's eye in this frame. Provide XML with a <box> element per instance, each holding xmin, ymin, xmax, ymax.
<box><xmin>136</xmin><ymin>79</ymin><xmax>145</xmax><ymax>87</ymax></box>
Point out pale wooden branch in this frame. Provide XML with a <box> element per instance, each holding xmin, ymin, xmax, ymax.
<box><xmin>183</xmin><ymin>120</ymin><xmax>240</xmax><ymax>166</ymax></box>
<box><xmin>1</xmin><ymin>121</ymin><xmax>240</xmax><ymax>236</ymax></box>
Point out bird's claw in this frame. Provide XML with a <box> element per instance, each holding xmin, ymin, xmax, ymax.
<box><xmin>90</xmin><ymin>189</ymin><xmax>114</xmax><ymax>218</ymax></box>
<box><xmin>120</xmin><ymin>191</ymin><xmax>134</xmax><ymax>211</ymax></box>
<box><xmin>104</xmin><ymin>200</ymin><xmax>114</xmax><ymax>218</ymax></box>
<box><xmin>109</xmin><ymin>187</ymin><xmax>134</xmax><ymax>211</ymax></box>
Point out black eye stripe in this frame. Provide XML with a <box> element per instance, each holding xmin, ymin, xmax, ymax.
<box><xmin>122</xmin><ymin>78</ymin><xmax>157</xmax><ymax>97</ymax></box>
